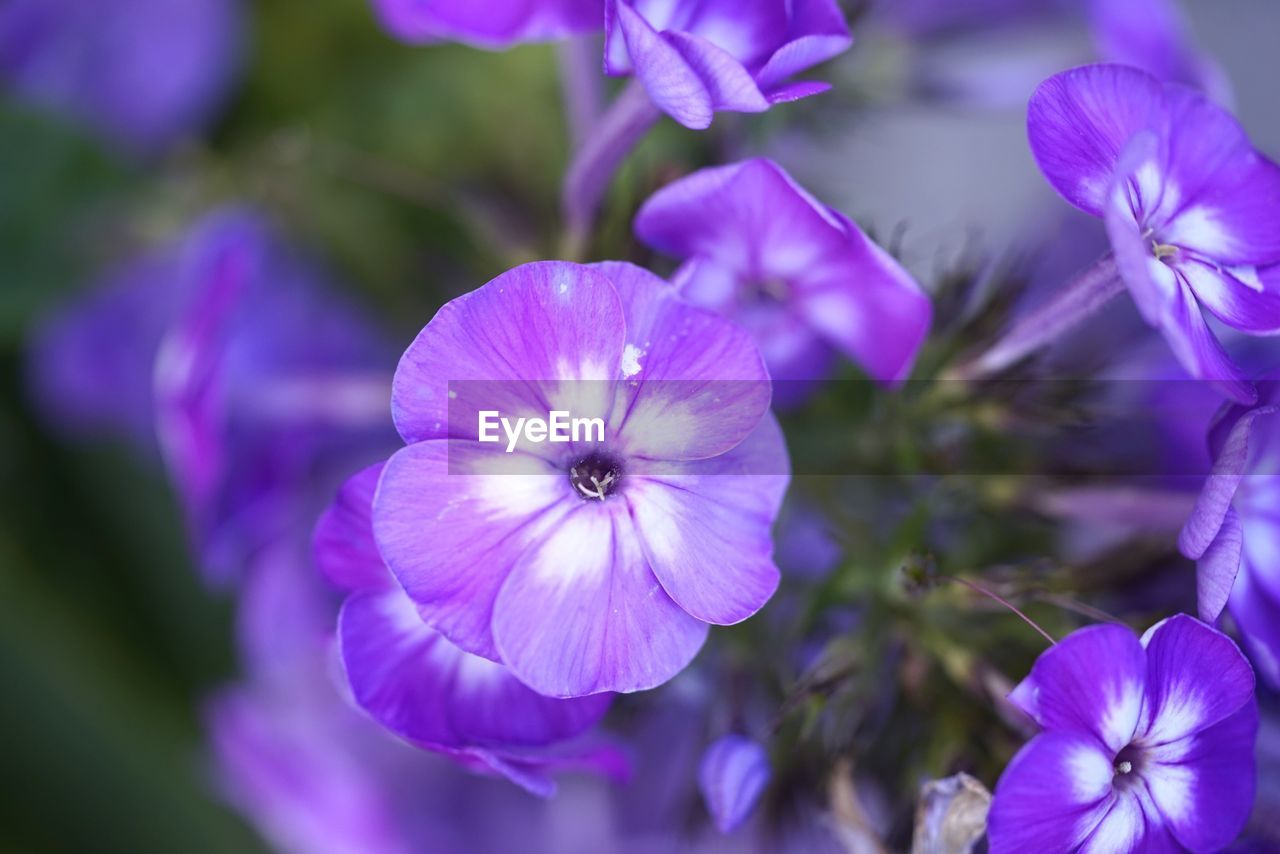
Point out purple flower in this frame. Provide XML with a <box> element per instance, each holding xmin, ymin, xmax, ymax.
<box><xmin>315</xmin><ymin>462</ymin><xmax>625</xmax><ymax>796</ymax></box>
<box><xmin>987</xmin><ymin>615</ymin><xmax>1258</xmax><ymax>852</ymax></box>
<box><xmin>1179</xmin><ymin>379</ymin><xmax>1280</xmax><ymax>688</ymax></box>
<box><xmin>373</xmin><ymin>260</ymin><xmax>790</xmax><ymax>697</ymax></box>
<box><xmin>698</xmin><ymin>735</ymin><xmax>772</xmax><ymax>833</ymax></box>
<box><xmin>30</xmin><ymin>208</ymin><xmax>396</xmax><ymax>584</ymax></box>
<box><xmin>0</xmin><ymin>0</ymin><xmax>242</xmax><ymax>154</ymax></box>
<box><xmin>372</xmin><ymin>0</ymin><xmax>602</xmax><ymax>49</ymax></box>
<box><xmin>603</xmin><ymin>0</ymin><xmax>851</xmax><ymax>129</ymax></box>
<box><xmin>634</xmin><ymin>158</ymin><xmax>932</xmax><ymax>396</ymax></box>
<box><xmin>1028</xmin><ymin>64</ymin><xmax>1280</xmax><ymax>402</ymax></box>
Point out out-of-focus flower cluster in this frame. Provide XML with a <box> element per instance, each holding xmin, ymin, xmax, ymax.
<box><xmin>10</xmin><ymin>0</ymin><xmax>1280</xmax><ymax>851</ymax></box>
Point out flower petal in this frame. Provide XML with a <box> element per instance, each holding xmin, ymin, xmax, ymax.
<box><xmin>1028</xmin><ymin>64</ymin><xmax>1166</xmax><ymax>217</ymax></box>
<box><xmin>1229</xmin><ymin>561</ymin><xmax>1280</xmax><ymax>689</ymax></box>
<box><xmin>592</xmin><ymin>261</ymin><xmax>772</xmax><ymax>461</ymax></box>
<box><xmin>663</xmin><ymin>31</ymin><xmax>769</xmax><ymax>114</ymax></box>
<box><xmin>698</xmin><ymin>735</ymin><xmax>772</xmax><ymax>833</ymax></box>
<box><xmin>1143</xmin><ymin>701</ymin><xmax>1258</xmax><ymax>852</ymax></box>
<box><xmin>339</xmin><ymin>589</ymin><xmax>611</xmax><ymax>748</ymax></box>
<box><xmin>613</xmin><ymin>1</ymin><xmax>713</xmax><ymax>128</ymax></box>
<box><xmin>391</xmin><ymin>261</ymin><xmax>625</xmax><ymax>445</ymax></box>
<box><xmin>27</xmin><ymin>255</ymin><xmax>179</xmax><ymax>448</ymax></box>
<box><xmin>987</xmin><ymin>732</ymin><xmax>1115</xmax><ymax>853</ymax></box>
<box><xmin>1179</xmin><ymin>404</ymin><xmax>1279</xmax><ymax>558</ymax></box>
<box><xmin>792</xmin><ymin>221</ymin><xmax>932</xmax><ymax>384</ymax></box>
<box><xmin>1178</xmin><ymin>259</ymin><xmax>1280</xmax><ymax>334</ymax></box>
<box><xmin>1138</xmin><ymin>613</ymin><xmax>1255</xmax><ymax>744</ymax></box>
<box><xmin>1195</xmin><ymin>506</ymin><xmax>1242</xmax><ymax>624</ymax></box>
<box><xmin>373</xmin><ymin>440</ymin><xmax>572</xmax><ymax>660</ymax></box>
<box><xmin>313</xmin><ymin>462</ymin><xmax>391</xmax><ymax>593</ymax></box>
<box><xmin>1157</xmin><ymin>91</ymin><xmax>1280</xmax><ymax>266</ymax></box>
<box><xmin>1008</xmin><ymin>623</ymin><xmax>1145</xmax><ymax>753</ymax></box>
<box><xmin>626</xmin><ymin>413</ymin><xmax>787</xmax><ymax>624</ymax></box>
<box><xmin>491</xmin><ymin>502</ymin><xmax>709</xmax><ymax>697</ymax></box>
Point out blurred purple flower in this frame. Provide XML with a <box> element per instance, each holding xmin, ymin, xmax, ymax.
<box><xmin>698</xmin><ymin>735</ymin><xmax>772</xmax><ymax>833</ymax></box>
<box><xmin>876</xmin><ymin>0</ymin><xmax>1228</xmax><ymax>108</ymax></box>
<box><xmin>29</xmin><ymin>208</ymin><xmax>396</xmax><ymax>584</ymax></box>
<box><xmin>1179</xmin><ymin>378</ymin><xmax>1280</xmax><ymax>688</ymax></box>
<box><xmin>372</xmin><ymin>0</ymin><xmax>602</xmax><ymax>49</ymax></box>
<box><xmin>635</xmin><ymin>158</ymin><xmax>932</xmax><ymax>397</ymax></box>
<box><xmin>315</xmin><ymin>462</ymin><xmax>625</xmax><ymax>796</ymax></box>
<box><xmin>988</xmin><ymin>615</ymin><xmax>1258</xmax><ymax>852</ymax></box>
<box><xmin>603</xmin><ymin>0</ymin><xmax>851</xmax><ymax>129</ymax></box>
<box><xmin>1026</xmin><ymin>64</ymin><xmax>1280</xmax><ymax>402</ymax></box>
<box><xmin>373</xmin><ymin>260</ymin><xmax>789</xmax><ymax>697</ymax></box>
<box><xmin>0</xmin><ymin>0</ymin><xmax>242</xmax><ymax>154</ymax></box>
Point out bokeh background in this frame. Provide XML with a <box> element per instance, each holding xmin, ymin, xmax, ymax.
<box><xmin>2</xmin><ymin>1</ymin><xmax>1279</xmax><ymax>850</ymax></box>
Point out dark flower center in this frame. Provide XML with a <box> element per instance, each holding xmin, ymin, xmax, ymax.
<box><xmin>569</xmin><ymin>453</ymin><xmax>623</xmax><ymax>501</ymax></box>
<box><xmin>1113</xmin><ymin>744</ymin><xmax>1146</xmax><ymax>787</ymax></box>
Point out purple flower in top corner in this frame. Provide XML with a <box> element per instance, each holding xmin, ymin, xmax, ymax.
<box><xmin>1028</xmin><ymin>63</ymin><xmax>1280</xmax><ymax>403</ymax></box>
<box><xmin>0</xmin><ymin>0</ymin><xmax>242</xmax><ymax>154</ymax></box>
<box><xmin>374</xmin><ymin>260</ymin><xmax>790</xmax><ymax>698</ymax></box>
<box><xmin>635</xmin><ymin>158</ymin><xmax>932</xmax><ymax>400</ymax></box>
<box><xmin>604</xmin><ymin>0</ymin><xmax>851</xmax><ymax>129</ymax></box>
<box><xmin>372</xmin><ymin>0</ymin><xmax>602</xmax><ymax>49</ymax></box>
<box><xmin>699</xmin><ymin>734</ymin><xmax>772</xmax><ymax>834</ymax></box>
<box><xmin>315</xmin><ymin>462</ymin><xmax>624</xmax><ymax>796</ymax></box>
<box><xmin>987</xmin><ymin>615</ymin><xmax>1258</xmax><ymax>853</ymax></box>
<box><xmin>1179</xmin><ymin>375</ymin><xmax>1280</xmax><ymax>689</ymax></box>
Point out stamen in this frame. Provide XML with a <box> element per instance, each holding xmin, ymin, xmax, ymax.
<box><xmin>1115</xmin><ymin>760</ymin><xmax>1133</xmax><ymax>775</ymax></box>
<box><xmin>1151</xmin><ymin>242</ymin><xmax>1179</xmax><ymax>260</ymax></box>
<box><xmin>569</xmin><ymin>454</ymin><xmax>622</xmax><ymax>501</ymax></box>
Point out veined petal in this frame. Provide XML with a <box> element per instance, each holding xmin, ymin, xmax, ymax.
<box><xmin>987</xmin><ymin>732</ymin><xmax>1115</xmax><ymax>853</ymax></box>
<box><xmin>338</xmin><ymin>589</ymin><xmax>611</xmax><ymax>748</ymax></box>
<box><xmin>626</xmin><ymin>413</ymin><xmax>788</xmax><ymax>625</ymax></box>
<box><xmin>1195</xmin><ymin>507</ymin><xmax>1243</xmax><ymax>625</ymax></box>
<box><xmin>373</xmin><ymin>440</ymin><xmax>572</xmax><ymax>660</ymax></box>
<box><xmin>614</xmin><ymin>1</ymin><xmax>713</xmax><ymax>128</ymax></box>
<box><xmin>1078</xmin><ymin>788</ymin><xmax>1175</xmax><ymax>853</ymax></box>
<box><xmin>313</xmin><ymin>462</ymin><xmax>392</xmax><ymax>593</ymax></box>
<box><xmin>1138</xmin><ymin>614</ymin><xmax>1255</xmax><ymax>744</ymax></box>
<box><xmin>391</xmin><ymin>262</ymin><xmax>625</xmax><ymax>445</ymax></box>
<box><xmin>1008</xmin><ymin>623</ymin><xmax>1145</xmax><ymax>753</ymax></box>
<box><xmin>1180</xmin><ymin>404</ymin><xmax>1279</xmax><ymax>559</ymax></box>
<box><xmin>593</xmin><ymin>261</ymin><xmax>771</xmax><ymax>461</ymax></box>
<box><xmin>491</xmin><ymin>501</ymin><xmax>709</xmax><ymax>697</ymax></box>
<box><xmin>1143</xmin><ymin>701</ymin><xmax>1258</xmax><ymax>852</ymax></box>
<box><xmin>1028</xmin><ymin>64</ymin><xmax>1166</xmax><ymax>217</ymax></box>
<box><xmin>664</xmin><ymin>31</ymin><xmax>769</xmax><ymax>114</ymax></box>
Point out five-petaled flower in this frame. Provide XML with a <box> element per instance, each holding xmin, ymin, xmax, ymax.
<box><xmin>315</xmin><ymin>462</ymin><xmax>624</xmax><ymax>795</ymax></box>
<box><xmin>987</xmin><ymin>615</ymin><xmax>1258</xmax><ymax>852</ymax></box>
<box><xmin>1028</xmin><ymin>63</ymin><xmax>1280</xmax><ymax>403</ymax></box>
<box><xmin>604</xmin><ymin>0</ymin><xmax>852</xmax><ymax>129</ymax></box>
<box><xmin>373</xmin><ymin>260</ymin><xmax>790</xmax><ymax>698</ymax></box>
<box><xmin>635</xmin><ymin>157</ymin><xmax>932</xmax><ymax>401</ymax></box>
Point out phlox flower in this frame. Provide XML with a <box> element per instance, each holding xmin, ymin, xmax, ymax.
<box><xmin>372</xmin><ymin>260</ymin><xmax>790</xmax><ymax>698</ymax></box>
<box><xmin>987</xmin><ymin>615</ymin><xmax>1257</xmax><ymax>852</ymax></box>
<box><xmin>372</xmin><ymin>0</ymin><xmax>601</xmax><ymax>49</ymax></box>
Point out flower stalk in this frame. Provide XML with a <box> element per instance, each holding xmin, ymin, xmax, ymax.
<box><xmin>955</xmin><ymin>253</ymin><xmax>1124</xmax><ymax>379</ymax></box>
<box><xmin>561</xmin><ymin>81</ymin><xmax>661</xmax><ymax>258</ymax></box>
